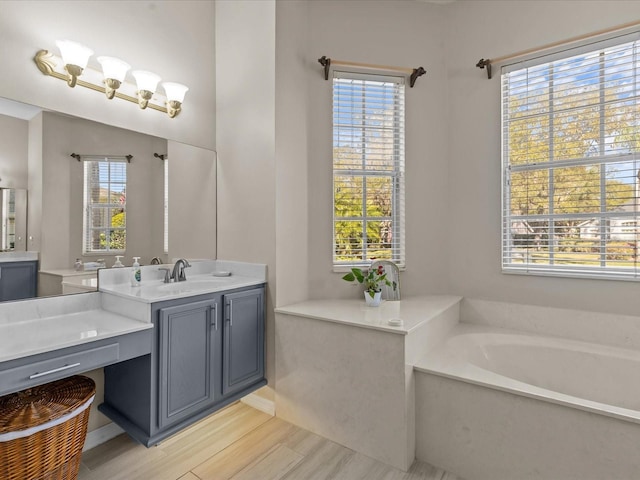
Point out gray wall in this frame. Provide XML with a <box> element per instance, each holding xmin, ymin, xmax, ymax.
<box><xmin>0</xmin><ymin>114</ymin><xmax>28</xmax><ymax>189</ymax></box>
<box><xmin>0</xmin><ymin>1</ymin><xmax>215</xmax><ymax>151</ymax></box>
<box><xmin>168</xmin><ymin>140</ymin><xmax>217</xmax><ymax>261</ymax></box>
<box><xmin>215</xmin><ymin>0</ymin><xmax>277</xmax><ymax>401</ymax></box>
<box><xmin>446</xmin><ymin>1</ymin><xmax>640</xmax><ymax>316</ymax></box>
<box><xmin>306</xmin><ymin>0</ymin><xmax>451</xmax><ymax>299</ymax></box>
<box><xmin>36</xmin><ymin>112</ymin><xmax>166</xmax><ymax>269</ymax></box>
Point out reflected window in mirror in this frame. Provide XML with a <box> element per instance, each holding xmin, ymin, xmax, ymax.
<box><xmin>83</xmin><ymin>158</ymin><xmax>127</xmax><ymax>253</ymax></box>
<box><xmin>1</xmin><ymin>189</ymin><xmax>16</xmax><ymax>250</ymax></box>
<box><xmin>164</xmin><ymin>157</ymin><xmax>169</xmax><ymax>254</ymax></box>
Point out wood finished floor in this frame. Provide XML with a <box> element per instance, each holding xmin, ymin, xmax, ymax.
<box><xmin>78</xmin><ymin>402</ymin><xmax>461</xmax><ymax>480</ymax></box>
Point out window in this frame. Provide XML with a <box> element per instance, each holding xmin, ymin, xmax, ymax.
<box><xmin>332</xmin><ymin>71</ymin><xmax>405</xmax><ymax>268</ymax></box>
<box><xmin>164</xmin><ymin>157</ymin><xmax>169</xmax><ymax>254</ymax></box>
<box><xmin>83</xmin><ymin>158</ymin><xmax>126</xmax><ymax>253</ymax></box>
<box><xmin>502</xmin><ymin>33</ymin><xmax>640</xmax><ymax>279</ymax></box>
<box><xmin>1</xmin><ymin>189</ymin><xmax>15</xmax><ymax>250</ymax></box>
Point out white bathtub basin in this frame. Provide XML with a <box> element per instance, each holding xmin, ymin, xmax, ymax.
<box><xmin>415</xmin><ymin>323</ymin><xmax>640</xmax><ymax>423</ymax></box>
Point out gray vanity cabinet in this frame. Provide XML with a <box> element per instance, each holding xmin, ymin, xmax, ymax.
<box><xmin>158</xmin><ymin>299</ymin><xmax>221</xmax><ymax>429</ymax></box>
<box><xmin>100</xmin><ymin>284</ymin><xmax>266</xmax><ymax>447</ymax></box>
<box><xmin>0</xmin><ymin>260</ymin><xmax>37</xmax><ymax>302</ymax></box>
<box><xmin>223</xmin><ymin>289</ymin><xmax>264</xmax><ymax>396</ymax></box>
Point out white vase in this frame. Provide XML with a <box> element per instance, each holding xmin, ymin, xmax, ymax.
<box><xmin>364</xmin><ymin>290</ymin><xmax>382</xmax><ymax>307</ymax></box>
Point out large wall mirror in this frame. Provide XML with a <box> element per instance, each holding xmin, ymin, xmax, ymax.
<box><xmin>0</xmin><ymin>97</ymin><xmax>216</xmax><ymax>302</ymax></box>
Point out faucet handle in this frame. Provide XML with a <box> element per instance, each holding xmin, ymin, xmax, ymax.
<box><xmin>158</xmin><ymin>267</ymin><xmax>171</xmax><ymax>283</ymax></box>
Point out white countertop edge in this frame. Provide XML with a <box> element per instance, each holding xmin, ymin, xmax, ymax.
<box><xmin>0</xmin><ymin>313</ymin><xmax>153</xmax><ymax>363</ymax></box>
<box><xmin>99</xmin><ymin>277</ymin><xmax>266</xmax><ymax>303</ymax></box>
<box><xmin>40</xmin><ymin>269</ymin><xmax>98</xmax><ymax>277</ymax></box>
<box><xmin>275</xmin><ymin>310</ymin><xmax>410</xmax><ymax>335</ymax></box>
<box><xmin>275</xmin><ymin>295</ymin><xmax>462</xmax><ymax>336</ymax></box>
<box><xmin>0</xmin><ymin>251</ymin><xmax>39</xmax><ymax>263</ymax></box>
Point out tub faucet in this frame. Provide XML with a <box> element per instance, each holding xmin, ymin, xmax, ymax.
<box><xmin>171</xmin><ymin>258</ymin><xmax>191</xmax><ymax>282</ymax></box>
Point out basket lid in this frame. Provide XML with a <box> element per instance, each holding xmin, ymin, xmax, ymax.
<box><xmin>0</xmin><ymin>375</ymin><xmax>96</xmax><ymax>434</ymax></box>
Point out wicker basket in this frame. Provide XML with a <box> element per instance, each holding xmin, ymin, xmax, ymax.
<box><xmin>0</xmin><ymin>375</ymin><xmax>96</xmax><ymax>480</ymax></box>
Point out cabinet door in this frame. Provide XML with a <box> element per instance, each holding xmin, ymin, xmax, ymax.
<box><xmin>158</xmin><ymin>299</ymin><xmax>220</xmax><ymax>429</ymax></box>
<box><xmin>0</xmin><ymin>261</ymin><xmax>37</xmax><ymax>302</ymax></box>
<box><xmin>222</xmin><ymin>288</ymin><xmax>265</xmax><ymax>397</ymax></box>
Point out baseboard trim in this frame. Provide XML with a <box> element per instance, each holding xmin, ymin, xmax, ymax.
<box><xmin>83</xmin><ymin>422</ymin><xmax>125</xmax><ymax>452</ymax></box>
<box><xmin>241</xmin><ymin>393</ymin><xmax>275</xmax><ymax>416</ymax></box>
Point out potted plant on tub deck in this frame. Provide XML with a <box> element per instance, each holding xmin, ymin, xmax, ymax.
<box><xmin>342</xmin><ymin>264</ymin><xmax>396</xmax><ymax>307</ymax></box>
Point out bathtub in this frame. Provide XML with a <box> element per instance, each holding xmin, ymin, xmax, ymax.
<box><xmin>415</xmin><ymin>324</ymin><xmax>640</xmax><ymax>423</ymax></box>
<box><xmin>414</xmin><ymin>323</ymin><xmax>640</xmax><ymax>480</ymax></box>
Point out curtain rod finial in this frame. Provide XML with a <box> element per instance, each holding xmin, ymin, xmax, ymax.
<box><xmin>318</xmin><ymin>56</ymin><xmax>331</xmax><ymax>80</ymax></box>
<box><xmin>476</xmin><ymin>58</ymin><xmax>493</xmax><ymax>79</ymax></box>
<box><xmin>410</xmin><ymin>67</ymin><xmax>426</xmax><ymax>88</ymax></box>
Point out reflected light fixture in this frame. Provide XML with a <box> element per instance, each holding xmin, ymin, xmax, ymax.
<box><xmin>34</xmin><ymin>40</ymin><xmax>188</xmax><ymax>118</ymax></box>
<box><xmin>97</xmin><ymin>56</ymin><xmax>131</xmax><ymax>99</ymax></box>
<box><xmin>55</xmin><ymin>40</ymin><xmax>93</xmax><ymax>87</ymax></box>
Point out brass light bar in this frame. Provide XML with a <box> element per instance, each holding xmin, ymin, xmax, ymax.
<box><xmin>34</xmin><ymin>50</ymin><xmax>169</xmax><ymax>114</ymax></box>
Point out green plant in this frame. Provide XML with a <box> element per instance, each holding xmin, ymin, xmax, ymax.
<box><xmin>342</xmin><ymin>265</ymin><xmax>395</xmax><ymax>298</ymax></box>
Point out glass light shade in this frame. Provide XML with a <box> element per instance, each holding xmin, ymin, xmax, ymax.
<box><xmin>55</xmin><ymin>40</ymin><xmax>93</xmax><ymax>68</ymax></box>
<box><xmin>132</xmin><ymin>70</ymin><xmax>161</xmax><ymax>93</ymax></box>
<box><xmin>162</xmin><ymin>82</ymin><xmax>189</xmax><ymax>103</ymax></box>
<box><xmin>97</xmin><ymin>56</ymin><xmax>130</xmax><ymax>82</ymax></box>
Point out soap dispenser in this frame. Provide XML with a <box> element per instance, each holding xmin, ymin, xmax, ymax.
<box><xmin>113</xmin><ymin>256</ymin><xmax>124</xmax><ymax>268</ymax></box>
<box><xmin>131</xmin><ymin>257</ymin><xmax>141</xmax><ymax>286</ymax></box>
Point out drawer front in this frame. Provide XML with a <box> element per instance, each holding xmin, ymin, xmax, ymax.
<box><xmin>0</xmin><ymin>343</ymin><xmax>119</xmax><ymax>396</ymax></box>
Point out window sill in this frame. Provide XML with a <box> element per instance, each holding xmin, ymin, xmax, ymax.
<box><xmin>503</xmin><ymin>266</ymin><xmax>640</xmax><ymax>282</ymax></box>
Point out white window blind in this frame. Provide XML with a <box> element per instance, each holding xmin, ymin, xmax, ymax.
<box><xmin>332</xmin><ymin>71</ymin><xmax>406</xmax><ymax>268</ymax></box>
<box><xmin>164</xmin><ymin>158</ymin><xmax>169</xmax><ymax>254</ymax></box>
<box><xmin>502</xmin><ymin>33</ymin><xmax>640</xmax><ymax>279</ymax></box>
<box><xmin>1</xmin><ymin>189</ymin><xmax>15</xmax><ymax>250</ymax></box>
<box><xmin>83</xmin><ymin>158</ymin><xmax>126</xmax><ymax>254</ymax></box>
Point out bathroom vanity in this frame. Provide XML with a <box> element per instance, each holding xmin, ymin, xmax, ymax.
<box><xmin>0</xmin><ymin>292</ymin><xmax>154</xmax><ymax>397</ymax></box>
<box><xmin>97</xmin><ymin>260</ymin><xmax>267</xmax><ymax>446</ymax></box>
<box><xmin>39</xmin><ymin>268</ymin><xmax>98</xmax><ymax>297</ymax></box>
<box><xmin>0</xmin><ymin>260</ymin><xmax>267</xmax><ymax>449</ymax></box>
<box><xmin>0</xmin><ymin>252</ymin><xmax>38</xmax><ymax>302</ymax></box>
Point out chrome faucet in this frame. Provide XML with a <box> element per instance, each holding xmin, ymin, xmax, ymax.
<box><xmin>158</xmin><ymin>267</ymin><xmax>171</xmax><ymax>283</ymax></box>
<box><xmin>171</xmin><ymin>258</ymin><xmax>191</xmax><ymax>282</ymax></box>
<box><xmin>150</xmin><ymin>257</ymin><xmax>162</xmax><ymax>265</ymax></box>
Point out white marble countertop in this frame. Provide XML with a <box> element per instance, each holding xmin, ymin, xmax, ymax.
<box><xmin>0</xmin><ymin>251</ymin><xmax>38</xmax><ymax>263</ymax></box>
<box><xmin>0</xmin><ymin>293</ymin><xmax>152</xmax><ymax>363</ymax></box>
<box><xmin>40</xmin><ymin>268</ymin><xmax>98</xmax><ymax>277</ymax></box>
<box><xmin>99</xmin><ymin>274</ymin><xmax>265</xmax><ymax>303</ymax></box>
<box><xmin>62</xmin><ymin>277</ymin><xmax>98</xmax><ymax>288</ymax></box>
<box><xmin>275</xmin><ymin>295</ymin><xmax>462</xmax><ymax>335</ymax></box>
<box><xmin>98</xmin><ymin>260</ymin><xmax>267</xmax><ymax>303</ymax></box>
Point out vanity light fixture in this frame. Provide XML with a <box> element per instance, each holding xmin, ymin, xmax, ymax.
<box><xmin>162</xmin><ymin>82</ymin><xmax>189</xmax><ymax>118</ymax></box>
<box><xmin>55</xmin><ymin>40</ymin><xmax>94</xmax><ymax>87</ymax></box>
<box><xmin>97</xmin><ymin>56</ymin><xmax>131</xmax><ymax>99</ymax></box>
<box><xmin>33</xmin><ymin>41</ymin><xmax>188</xmax><ymax>118</ymax></box>
<box><xmin>131</xmin><ymin>70</ymin><xmax>161</xmax><ymax>109</ymax></box>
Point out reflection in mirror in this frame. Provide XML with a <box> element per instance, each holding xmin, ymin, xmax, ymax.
<box><xmin>1</xmin><ymin>188</ymin><xmax>27</xmax><ymax>251</ymax></box>
<box><xmin>0</xmin><ymin>98</ymin><xmax>168</xmax><ymax>301</ymax></box>
<box><xmin>0</xmin><ymin>96</ymin><xmax>217</xmax><ymax>303</ymax></box>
